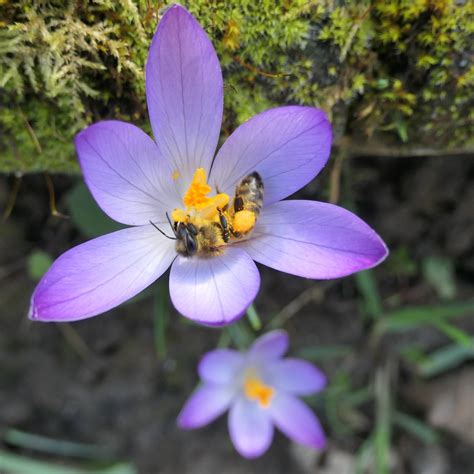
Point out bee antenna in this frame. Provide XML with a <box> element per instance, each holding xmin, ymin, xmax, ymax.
<box><xmin>165</xmin><ymin>211</ymin><xmax>180</xmax><ymax>236</ymax></box>
<box><xmin>165</xmin><ymin>211</ymin><xmax>173</xmax><ymax>228</ymax></box>
<box><xmin>149</xmin><ymin>220</ymin><xmax>176</xmax><ymax>240</ymax></box>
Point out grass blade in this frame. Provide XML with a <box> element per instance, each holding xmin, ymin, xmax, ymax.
<box><xmin>419</xmin><ymin>343</ymin><xmax>474</xmax><ymax>377</ymax></box>
<box><xmin>355</xmin><ymin>270</ymin><xmax>382</xmax><ymax>319</ymax></box>
<box><xmin>378</xmin><ymin>301</ymin><xmax>474</xmax><ymax>333</ymax></box>
<box><xmin>374</xmin><ymin>364</ymin><xmax>392</xmax><ymax>474</ymax></box>
<box><xmin>3</xmin><ymin>429</ymin><xmax>110</xmax><ymax>460</ymax></box>
<box><xmin>153</xmin><ymin>282</ymin><xmax>169</xmax><ymax>359</ymax></box>
<box><xmin>0</xmin><ymin>450</ymin><xmax>136</xmax><ymax>474</ymax></box>
<box><xmin>355</xmin><ymin>435</ymin><xmax>373</xmax><ymax>474</ymax></box>
<box><xmin>394</xmin><ymin>411</ymin><xmax>439</xmax><ymax>444</ymax></box>
<box><xmin>432</xmin><ymin>320</ymin><xmax>473</xmax><ymax>347</ymax></box>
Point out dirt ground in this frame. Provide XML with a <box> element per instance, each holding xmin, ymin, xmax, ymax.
<box><xmin>1</xmin><ymin>153</ymin><xmax>473</xmax><ymax>473</ymax></box>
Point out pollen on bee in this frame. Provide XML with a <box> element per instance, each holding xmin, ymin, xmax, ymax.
<box><xmin>232</xmin><ymin>210</ymin><xmax>256</xmax><ymax>233</ymax></box>
<box><xmin>171</xmin><ymin>208</ymin><xmax>188</xmax><ymax>223</ymax></box>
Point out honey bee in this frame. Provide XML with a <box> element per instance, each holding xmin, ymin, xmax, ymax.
<box><xmin>150</xmin><ymin>172</ymin><xmax>264</xmax><ymax>258</ymax></box>
<box><xmin>173</xmin><ymin>220</ymin><xmax>225</xmax><ymax>257</ymax></box>
<box><xmin>228</xmin><ymin>171</ymin><xmax>264</xmax><ymax>238</ymax></box>
<box><xmin>150</xmin><ymin>215</ymin><xmax>225</xmax><ymax>258</ymax></box>
<box><xmin>211</xmin><ymin>171</ymin><xmax>264</xmax><ymax>243</ymax></box>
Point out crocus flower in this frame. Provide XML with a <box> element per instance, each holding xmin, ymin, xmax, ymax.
<box><xmin>178</xmin><ymin>330</ymin><xmax>327</xmax><ymax>458</ymax></box>
<box><xmin>29</xmin><ymin>4</ymin><xmax>387</xmax><ymax>326</ymax></box>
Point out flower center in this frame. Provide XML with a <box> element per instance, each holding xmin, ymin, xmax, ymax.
<box><xmin>244</xmin><ymin>374</ymin><xmax>275</xmax><ymax>408</ymax></box>
<box><xmin>172</xmin><ymin>168</ymin><xmax>229</xmax><ymax>224</ymax></box>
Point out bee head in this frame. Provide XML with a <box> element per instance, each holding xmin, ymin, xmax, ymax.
<box><xmin>175</xmin><ymin>222</ymin><xmax>199</xmax><ymax>257</ymax></box>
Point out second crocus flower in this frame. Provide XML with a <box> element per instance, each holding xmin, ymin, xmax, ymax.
<box><xmin>178</xmin><ymin>330</ymin><xmax>327</xmax><ymax>458</ymax></box>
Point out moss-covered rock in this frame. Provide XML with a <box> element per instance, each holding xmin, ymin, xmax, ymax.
<box><xmin>1</xmin><ymin>0</ymin><xmax>473</xmax><ymax>173</ymax></box>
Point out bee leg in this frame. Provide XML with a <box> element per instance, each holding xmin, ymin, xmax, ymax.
<box><xmin>230</xmin><ymin>228</ymin><xmax>242</xmax><ymax>239</ymax></box>
<box><xmin>217</xmin><ymin>208</ymin><xmax>230</xmax><ymax>243</ymax></box>
<box><xmin>228</xmin><ymin>220</ymin><xmax>240</xmax><ymax>239</ymax></box>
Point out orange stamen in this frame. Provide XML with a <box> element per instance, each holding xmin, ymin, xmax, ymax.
<box><xmin>175</xmin><ymin>168</ymin><xmax>230</xmax><ymax>222</ymax></box>
<box><xmin>183</xmin><ymin>168</ymin><xmax>212</xmax><ymax>209</ymax></box>
<box><xmin>244</xmin><ymin>376</ymin><xmax>275</xmax><ymax>408</ymax></box>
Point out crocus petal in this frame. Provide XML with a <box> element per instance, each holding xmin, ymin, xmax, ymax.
<box><xmin>210</xmin><ymin>107</ymin><xmax>331</xmax><ymax>205</ymax></box>
<box><xmin>30</xmin><ymin>226</ymin><xmax>175</xmax><ymax>322</ymax></box>
<box><xmin>269</xmin><ymin>392</ymin><xmax>326</xmax><ymax>450</ymax></box>
<box><xmin>199</xmin><ymin>349</ymin><xmax>245</xmax><ymax>384</ymax></box>
<box><xmin>178</xmin><ymin>384</ymin><xmax>234</xmax><ymax>429</ymax></box>
<box><xmin>243</xmin><ymin>200</ymin><xmax>388</xmax><ymax>279</ymax></box>
<box><xmin>248</xmin><ymin>330</ymin><xmax>289</xmax><ymax>360</ymax></box>
<box><xmin>169</xmin><ymin>247</ymin><xmax>260</xmax><ymax>326</ymax></box>
<box><xmin>75</xmin><ymin>120</ymin><xmax>181</xmax><ymax>226</ymax></box>
<box><xmin>146</xmin><ymin>5</ymin><xmax>223</xmax><ymax>188</ymax></box>
<box><xmin>265</xmin><ymin>358</ymin><xmax>327</xmax><ymax>395</ymax></box>
<box><xmin>228</xmin><ymin>397</ymin><xmax>274</xmax><ymax>458</ymax></box>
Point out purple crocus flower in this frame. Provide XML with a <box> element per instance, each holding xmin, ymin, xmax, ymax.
<box><xmin>178</xmin><ymin>330</ymin><xmax>327</xmax><ymax>458</ymax></box>
<box><xmin>29</xmin><ymin>5</ymin><xmax>387</xmax><ymax>326</ymax></box>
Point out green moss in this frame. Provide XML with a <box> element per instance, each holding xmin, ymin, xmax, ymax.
<box><xmin>1</xmin><ymin>0</ymin><xmax>473</xmax><ymax>173</ymax></box>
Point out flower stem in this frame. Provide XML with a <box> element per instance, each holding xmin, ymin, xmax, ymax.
<box><xmin>246</xmin><ymin>304</ymin><xmax>262</xmax><ymax>331</ymax></box>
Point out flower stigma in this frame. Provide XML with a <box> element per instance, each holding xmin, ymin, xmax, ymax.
<box><xmin>172</xmin><ymin>168</ymin><xmax>229</xmax><ymax>226</ymax></box>
<box><xmin>243</xmin><ymin>372</ymin><xmax>275</xmax><ymax>408</ymax></box>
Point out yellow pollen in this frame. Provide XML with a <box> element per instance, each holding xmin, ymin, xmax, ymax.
<box><xmin>183</xmin><ymin>168</ymin><xmax>212</xmax><ymax>209</ymax></box>
<box><xmin>244</xmin><ymin>376</ymin><xmax>275</xmax><ymax>408</ymax></box>
<box><xmin>171</xmin><ymin>208</ymin><xmax>188</xmax><ymax>223</ymax></box>
<box><xmin>232</xmin><ymin>210</ymin><xmax>256</xmax><ymax>233</ymax></box>
<box><xmin>172</xmin><ymin>170</ymin><xmax>180</xmax><ymax>180</ymax></box>
<box><xmin>174</xmin><ymin>168</ymin><xmax>230</xmax><ymax>223</ymax></box>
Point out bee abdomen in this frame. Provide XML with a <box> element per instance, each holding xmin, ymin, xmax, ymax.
<box><xmin>234</xmin><ymin>172</ymin><xmax>264</xmax><ymax>215</ymax></box>
<box><xmin>239</xmin><ymin>172</ymin><xmax>263</xmax><ymax>195</ymax></box>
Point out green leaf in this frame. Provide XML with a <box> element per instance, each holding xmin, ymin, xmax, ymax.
<box><xmin>153</xmin><ymin>281</ymin><xmax>169</xmax><ymax>359</ymax></box>
<box><xmin>432</xmin><ymin>320</ymin><xmax>473</xmax><ymax>347</ymax></box>
<box><xmin>394</xmin><ymin>411</ymin><xmax>439</xmax><ymax>444</ymax></box>
<box><xmin>3</xmin><ymin>429</ymin><xmax>111</xmax><ymax>460</ymax></box>
<box><xmin>378</xmin><ymin>301</ymin><xmax>474</xmax><ymax>333</ymax></box>
<box><xmin>0</xmin><ymin>450</ymin><xmax>136</xmax><ymax>474</ymax></box>
<box><xmin>374</xmin><ymin>366</ymin><xmax>392</xmax><ymax>474</ymax></box>
<box><xmin>377</xmin><ymin>78</ymin><xmax>389</xmax><ymax>89</ymax></box>
<box><xmin>422</xmin><ymin>255</ymin><xmax>456</xmax><ymax>300</ymax></box>
<box><xmin>355</xmin><ymin>270</ymin><xmax>383</xmax><ymax>319</ymax></box>
<box><xmin>395</xmin><ymin>118</ymin><xmax>408</xmax><ymax>143</ymax></box>
<box><xmin>67</xmin><ymin>182</ymin><xmax>122</xmax><ymax>238</ymax></box>
<box><xmin>27</xmin><ymin>250</ymin><xmax>53</xmax><ymax>280</ymax></box>
<box><xmin>355</xmin><ymin>435</ymin><xmax>373</xmax><ymax>474</ymax></box>
<box><xmin>419</xmin><ymin>343</ymin><xmax>474</xmax><ymax>378</ymax></box>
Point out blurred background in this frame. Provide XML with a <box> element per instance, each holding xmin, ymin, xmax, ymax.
<box><xmin>1</xmin><ymin>1</ymin><xmax>473</xmax><ymax>473</ymax></box>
